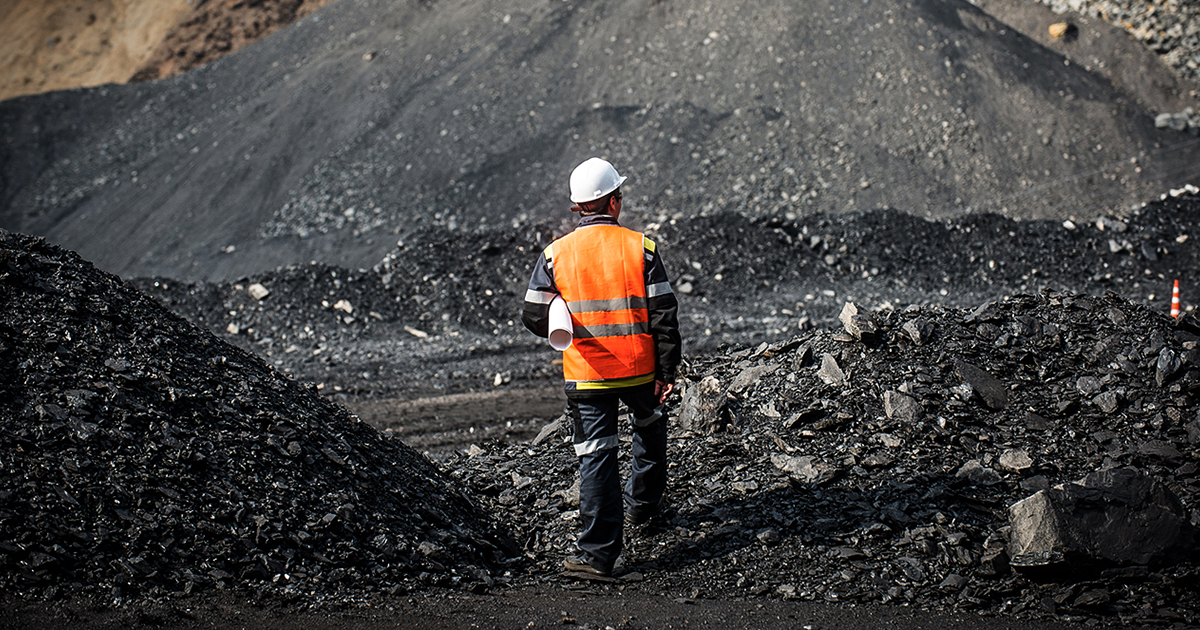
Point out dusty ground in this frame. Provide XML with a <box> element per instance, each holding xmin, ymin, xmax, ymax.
<box><xmin>0</xmin><ymin>587</ymin><xmax>1109</xmax><ymax>630</ymax></box>
<box><xmin>348</xmin><ymin>387</ymin><xmax>565</xmax><ymax>453</ymax></box>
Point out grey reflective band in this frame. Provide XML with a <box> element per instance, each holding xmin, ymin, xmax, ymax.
<box><xmin>574</xmin><ymin>434</ymin><xmax>619</xmax><ymax>456</ymax></box>
<box><xmin>633</xmin><ymin>406</ymin><xmax>665</xmax><ymax>427</ymax></box>
<box><xmin>647</xmin><ymin>281</ymin><xmax>673</xmax><ymax>297</ymax></box>
<box><xmin>573</xmin><ymin>322</ymin><xmax>650</xmax><ymax>339</ymax></box>
<box><xmin>567</xmin><ymin>296</ymin><xmax>647</xmax><ymax>313</ymax></box>
<box><xmin>525</xmin><ymin>289</ymin><xmax>558</xmax><ymax>304</ymax></box>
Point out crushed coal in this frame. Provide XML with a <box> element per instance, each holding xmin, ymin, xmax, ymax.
<box><xmin>69</xmin><ymin>191</ymin><xmax>1196</xmax><ymax>626</ymax></box>
<box><xmin>0</xmin><ymin>230</ymin><xmax>515</xmax><ymax>604</ymax></box>
<box><xmin>6</xmin><ymin>191</ymin><xmax>1200</xmax><ymax>624</ymax></box>
<box><xmin>129</xmin><ymin>191</ymin><xmax>1200</xmax><ymax>406</ymax></box>
<box><xmin>446</xmin><ymin>288</ymin><xmax>1200</xmax><ymax>625</ymax></box>
<box><xmin>4</xmin><ymin>0</ymin><xmax>1200</xmax><ymax>622</ymax></box>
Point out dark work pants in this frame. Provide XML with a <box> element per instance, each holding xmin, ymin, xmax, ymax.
<box><xmin>567</xmin><ymin>384</ymin><xmax>668</xmax><ymax>573</ymax></box>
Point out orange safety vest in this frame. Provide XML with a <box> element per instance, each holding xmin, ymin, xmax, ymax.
<box><xmin>548</xmin><ymin>224</ymin><xmax>657</xmax><ymax>390</ymax></box>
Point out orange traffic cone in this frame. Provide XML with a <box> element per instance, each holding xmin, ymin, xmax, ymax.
<box><xmin>1171</xmin><ymin>279</ymin><xmax>1181</xmax><ymax>318</ymax></box>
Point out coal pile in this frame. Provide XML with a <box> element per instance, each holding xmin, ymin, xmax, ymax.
<box><xmin>129</xmin><ymin>225</ymin><xmax>558</xmax><ymax>401</ymax></box>
<box><xmin>4</xmin><ymin>0</ymin><xmax>1199</xmax><ymax>283</ymax></box>
<box><xmin>445</xmin><ymin>288</ymin><xmax>1200</xmax><ymax>624</ymax></box>
<box><xmin>0</xmin><ymin>230</ymin><xmax>515</xmax><ymax>603</ymax></box>
<box><xmin>129</xmin><ymin>191</ymin><xmax>1200</xmax><ymax>405</ymax></box>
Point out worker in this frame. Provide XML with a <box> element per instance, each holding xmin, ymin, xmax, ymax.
<box><xmin>522</xmin><ymin>157</ymin><xmax>682</xmax><ymax>576</ymax></box>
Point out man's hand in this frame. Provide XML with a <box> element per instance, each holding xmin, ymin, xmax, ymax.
<box><xmin>654</xmin><ymin>380</ymin><xmax>675</xmax><ymax>405</ymax></box>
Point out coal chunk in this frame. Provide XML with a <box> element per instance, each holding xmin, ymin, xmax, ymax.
<box><xmin>1008</xmin><ymin>467</ymin><xmax>1197</xmax><ymax>570</ymax></box>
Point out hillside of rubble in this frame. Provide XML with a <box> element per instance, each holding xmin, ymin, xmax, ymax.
<box><xmin>3</xmin><ymin>0</ymin><xmax>1200</xmax><ymax>283</ymax></box>
<box><xmin>3</xmin><ymin>194</ymin><xmax>1200</xmax><ymax>626</ymax></box>
<box><xmin>0</xmin><ymin>230</ymin><xmax>514</xmax><ymax>604</ymax></box>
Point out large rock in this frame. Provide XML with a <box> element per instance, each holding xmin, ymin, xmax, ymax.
<box><xmin>838</xmin><ymin>302</ymin><xmax>878</xmax><ymax>343</ymax></box>
<box><xmin>729</xmin><ymin>364</ymin><xmax>778</xmax><ymax>394</ymax></box>
<box><xmin>770</xmin><ymin>454</ymin><xmax>840</xmax><ymax>485</ymax></box>
<box><xmin>817</xmin><ymin>353</ymin><xmax>847</xmax><ymax>386</ymax></box>
<box><xmin>1008</xmin><ymin>467</ymin><xmax>1197</xmax><ymax>571</ymax></box>
<box><xmin>678</xmin><ymin>375</ymin><xmax>729</xmax><ymax>434</ymax></box>
<box><xmin>954</xmin><ymin>360</ymin><xmax>1008</xmax><ymax>410</ymax></box>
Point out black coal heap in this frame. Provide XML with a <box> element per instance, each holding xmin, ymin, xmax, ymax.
<box><xmin>448</xmin><ymin>287</ymin><xmax>1200</xmax><ymax>622</ymax></box>
<box><xmin>0</xmin><ymin>230</ymin><xmax>513</xmax><ymax>602</ymax></box>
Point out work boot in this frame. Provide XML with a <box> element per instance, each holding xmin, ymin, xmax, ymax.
<box><xmin>625</xmin><ymin>494</ymin><xmax>668</xmax><ymax>526</ymax></box>
<box><xmin>562</xmin><ymin>555</ymin><xmax>611</xmax><ymax>576</ymax></box>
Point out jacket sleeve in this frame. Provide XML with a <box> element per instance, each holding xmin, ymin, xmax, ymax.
<box><xmin>522</xmin><ymin>246</ymin><xmax>558</xmax><ymax>339</ymax></box>
<box><xmin>643</xmin><ymin>237</ymin><xmax>682</xmax><ymax>383</ymax></box>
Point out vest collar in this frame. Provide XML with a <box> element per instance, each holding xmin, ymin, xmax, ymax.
<box><xmin>577</xmin><ymin>214</ymin><xmax>620</xmax><ymax>228</ymax></box>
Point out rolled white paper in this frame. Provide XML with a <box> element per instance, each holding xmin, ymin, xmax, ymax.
<box><xmin>548</xmin><ymin>295</ymin><xmax>573</xmax><ymax>351</ymax></box>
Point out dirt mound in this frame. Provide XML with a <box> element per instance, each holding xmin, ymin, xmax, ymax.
<box><xmin>0</xmin><ymin>230</ymin><xmax>513</xmax><ymax>601</ymax></box>
<box><xmin>0</xmin><ymin>0</ymin><xmax>334</xmax><ymax>103</ymax></box>
<box><xmin>130</xmin><ymin>0</ymin><xmax>337</xmax><ymax>84</ymax></box>
<box><xmin>0</xmin><ymin>0</ymin><xmax>193</xmax><ymax>102</ymax></box>
<box><xmin>3</xmin><ymin>0</ymin><xmax>1199</xmax><ymax>282</ymax></box>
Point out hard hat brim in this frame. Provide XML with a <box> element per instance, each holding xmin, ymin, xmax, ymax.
<box><xmin>569</xmin><ymin>175</ymin><xmax>627</xmax><ymax>203</ymax></box>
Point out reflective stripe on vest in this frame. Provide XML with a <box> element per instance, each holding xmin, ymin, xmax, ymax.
<box><xmin>551</xmin><ymin>225</ymin><xmax>656</xmax><ymax>389</ymax></box>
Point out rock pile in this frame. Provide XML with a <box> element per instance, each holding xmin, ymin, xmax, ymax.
<box><xmin>0</xmin><ymin>230</ymin><xmax>514</xmax><ymax>603</ymax></box>
<box><xmin>1156</xmin><ymin>108</ymin><xmax>1200</xmax><ymax>135</ymax></box>
<box><xmin>447</xmin><ymin>288</ymin><xmax>1200</xmax><ymax>624</ymax></box>
<box><xmin>131</xmin><ymin>191</ymin><xmax>1200</xmax><ymax>407</ymax></box>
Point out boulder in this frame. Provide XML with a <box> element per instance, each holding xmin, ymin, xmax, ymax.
<box><xmin>678</xmin><ymin>375</ymin><xmax>729</xmax><ymax>434</ymax></box>
<box><xmin>729</xmin><ymin>364</ymin><xmax>778</xmax><ymax>394</ymax></box>
<box><xmin>1008</xmin><ymin>467</ymin><xmax>1197</xmax><ymax>571</ymax></box>
<box><xmin>247</xmin><ymin>283</ymin><xmax>270</xmax><ymax>300</ymax></box>
<box><xmin>956</xmin><ymin>459</ymin><xmax>1002</xmax><ymax>486</ymax></box>
<box><xmin>900</xmin><ymin>318</ymin><xmax>933</xmax><ymax>345</ymax></box>
<box><xmin>998</xmin><ymin>449</ymin><xmax>1033</xmax><ymax>473</ymax></box>
<box><xmin>770</xmin><ymin>454</ymin><xmax>840</xmax><ymax>485</ymax></box>
<box><xmin>838</xmin><ymin>302</ymin><xmax>878</xmax><ymax>343</ymax></box>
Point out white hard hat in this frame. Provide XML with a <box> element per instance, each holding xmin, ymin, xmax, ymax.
<box><xmin>569</xmin><ymin>157</ymin><xmax>627</xmax><ymax>203</ymax></box>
